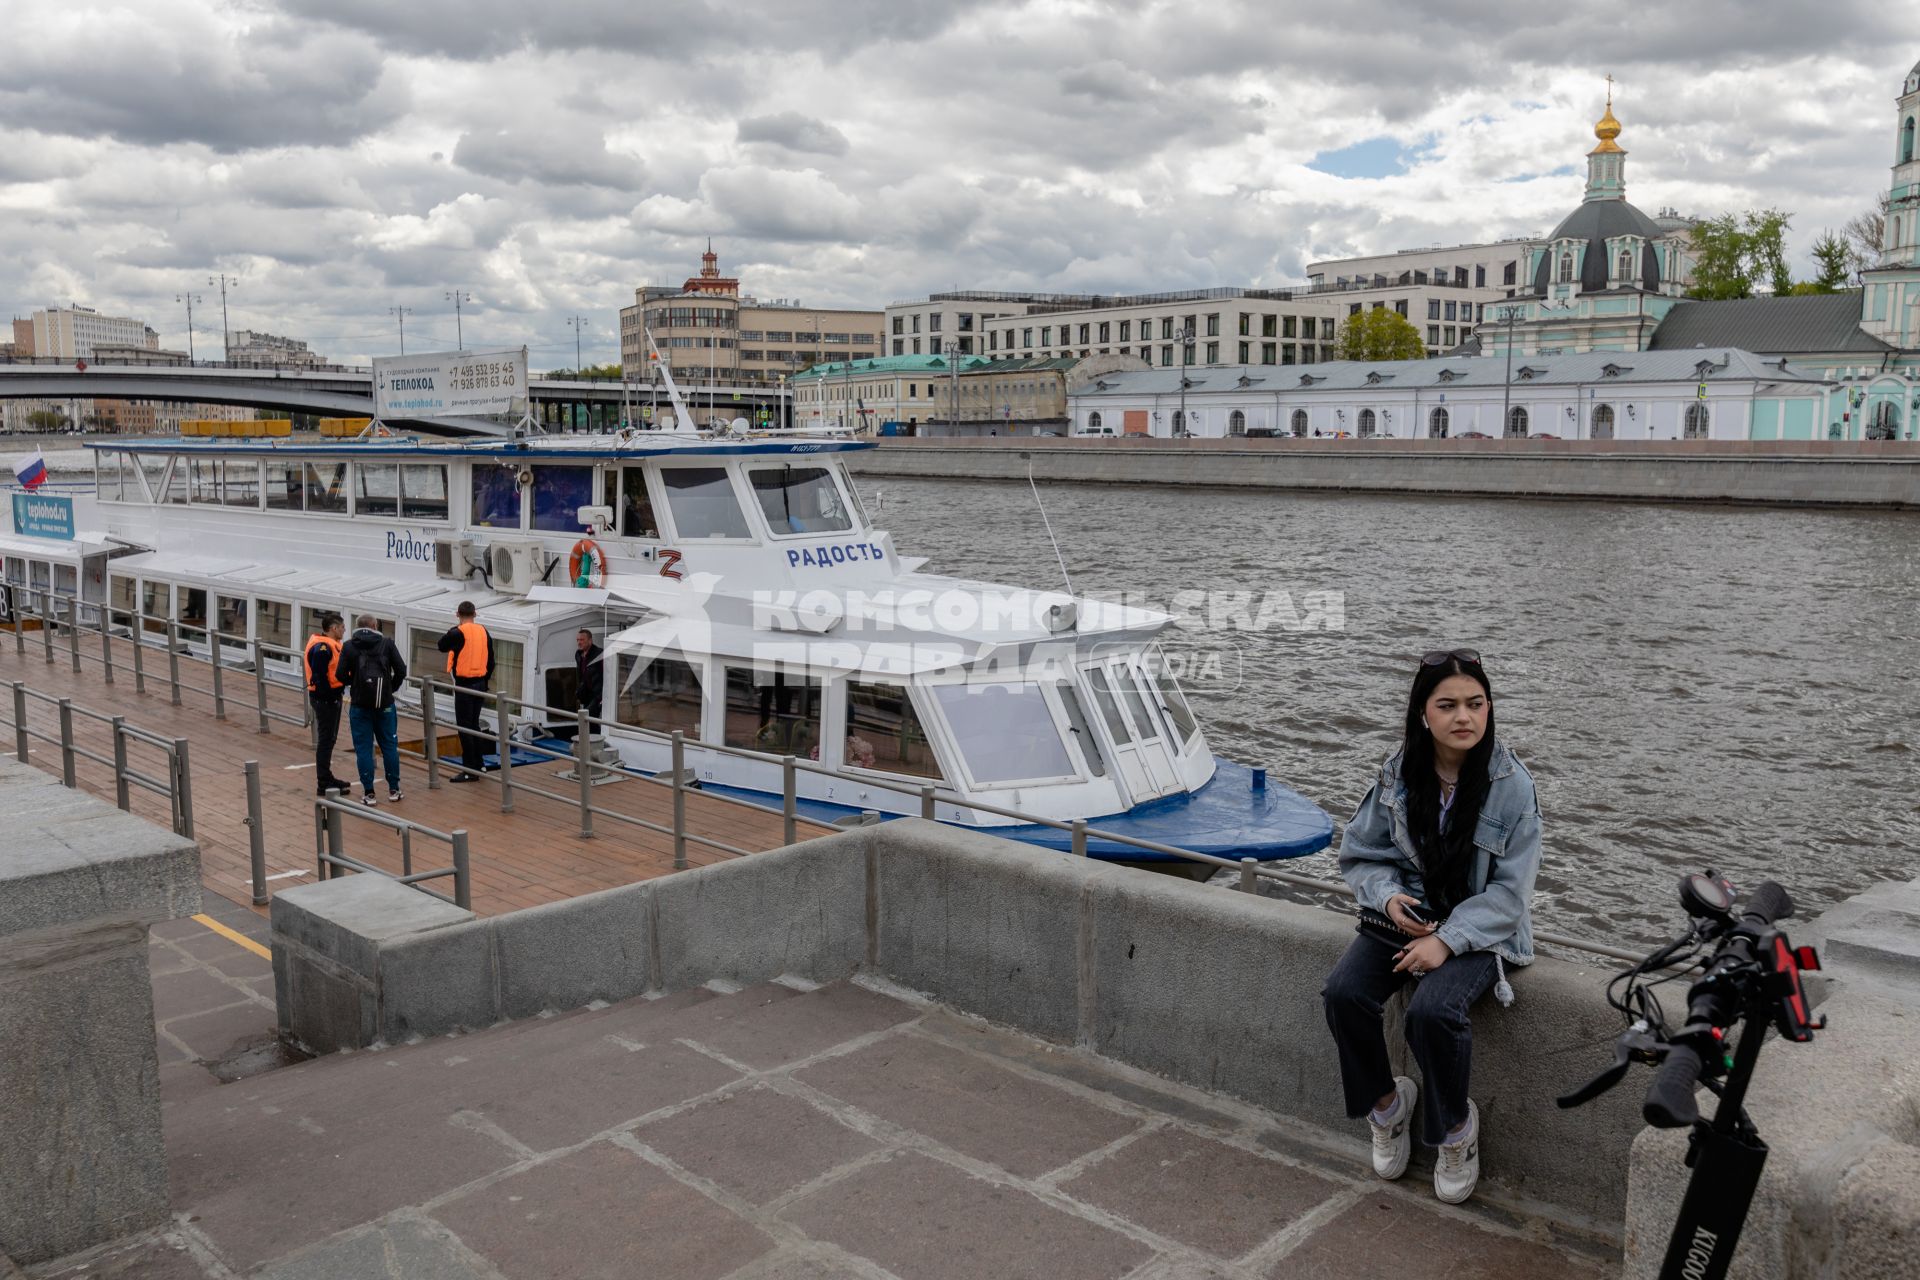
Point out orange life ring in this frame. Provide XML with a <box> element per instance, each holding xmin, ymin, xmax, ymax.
<box><xmin>568</xmin><ymin>538</ymin><xmax>607</xmax><ymax>589</ymax></box>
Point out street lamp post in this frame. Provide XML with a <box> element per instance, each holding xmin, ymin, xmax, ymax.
<box><xmin>209</xmin><ymin>274</ymin><xmax>238</xmax><ymax>362</ymax></box>
<box><xmin>446</xmin><ymin>290</ymin><xmax>471</xmax><ymax>351</ymax></box>
<box><xmin>176</xmin><ymin>292</ymin><xmax>202</xmax><ymax>363</ymax></box>
<box><xmin>389</xmin><ymin>305</ymin><xmax>412</xmax><ymax>356</ymax></box>
<box><xmin>1176</xmin><ymin>323</ymin><xmax>1195</xmax><ymax>437</ymax></box>
<box><xmin>1495</xmin><ymin>304</ymin><xmax>1526</xmax><ymax>438</ymax></box>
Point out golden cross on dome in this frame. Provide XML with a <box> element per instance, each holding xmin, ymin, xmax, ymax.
<box><xmin>1605</xmin><ymin>74</ymin><xmax>1614</xmax><ymax>108</ymax></box>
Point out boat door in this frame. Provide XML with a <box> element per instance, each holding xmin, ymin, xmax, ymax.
<box><xmin>1080</xmin><ymin>656</ymin><xmax>1183</xmax><ymax>802</ymax></box>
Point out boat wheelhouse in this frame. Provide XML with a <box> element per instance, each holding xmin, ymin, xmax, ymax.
<box><xmin>15</xmin><ymin>426</ymin><xmax>1329</xmax><ymax>861</ymax></box>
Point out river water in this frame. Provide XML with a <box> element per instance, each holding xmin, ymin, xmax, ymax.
<box><xmin>868</xmin><ymin>476</ymin><xmax>1920</xmax><ymax>947</ymax></box>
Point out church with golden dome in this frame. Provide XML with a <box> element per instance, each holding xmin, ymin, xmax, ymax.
<box><xmin>1482</xmin><ymin>84</ymin><xmax>1698</xmax><ymax>357</ymax></box>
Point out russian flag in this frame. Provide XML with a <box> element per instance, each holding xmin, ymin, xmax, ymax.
<box><xmin>13</xmin><ymin>450</ymin><xmax>47</xmax><ymax>493</ymax></box>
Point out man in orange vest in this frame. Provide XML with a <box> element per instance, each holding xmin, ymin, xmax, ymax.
<box><xmin>436</xmin><ymin>600</ymin><xmax>495</xmax><ymax>782</ymax></box>
<box><xmin>304</xmin><ymin>611</ymin><xmax>349</xmax><ymax>796</ymax></box>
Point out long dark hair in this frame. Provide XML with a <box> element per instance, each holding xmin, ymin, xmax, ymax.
<box><xmin>1401</xmin><ymin>654</ymin><xmax>1495</xmax><ymax>913</ymax></box>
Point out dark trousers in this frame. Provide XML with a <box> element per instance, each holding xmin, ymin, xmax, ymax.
<box><xmin>1322</xmin><ymin>932</ymin><xmax>1497</xmax><ymax>1146</ymax></box>
<box><xmin>453</xmin><ymin>675</ymin><xmax>489</xmax><ymax>772</ymax></box>
<box><xmin>310</xmin><ymin>696</ymin><xmax>344</xmax><ymax>792</ymax></box>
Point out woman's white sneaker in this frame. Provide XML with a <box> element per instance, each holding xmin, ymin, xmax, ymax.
<box><xmin>1434</xmin><ymin>1100</ymin><xmax>1480</xmax><ymax>1204</ymax></box>
<box><xmin>1368</xmin><ymin>1076</ymin><xmax>1419</xmax><ymax>1180</ymax></box>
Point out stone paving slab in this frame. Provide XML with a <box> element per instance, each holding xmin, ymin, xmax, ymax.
<box><xmin>23</xmin><ymin>1230</ymin><xmax>211</xmax><ymax>1280</ymax></box>
<box><xmin>783</xmin><ymin>1150</ymin><xmax>1153</xmax><ymax>1280</ymax></box>
<box><xmin>632</xmin><ymin>1084</ymin><xmax>883</xmax><ymax>1205</ymax></box>
<box><xmin>1272</xmin><ymin>1191</ymin><xmax>1616</xmax><ymax>1279</ymax></box>
<box><xmin>251</xmin><ymin>1214</ymin><xmax>500</xmax><ymax>1280</ymax></box>
<box><xmin>431</xmin><ymin>1141</ymin><xmax>776</xmax><ymax>1280</ymax></box>
<box><xmin>675</xmin><ymin>981</ymin><xmax>920</xmax><ymax>1070</ymax></box>
<box><xmin>796</xmin><ymin>1029</ymin><xmax>1143</xmax><ymax>1178</ymax></box>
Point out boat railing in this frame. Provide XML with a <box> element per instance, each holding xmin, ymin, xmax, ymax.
<box><xmin>0</xmin><ymin>586</ymin><xmax>1640</xmax><ymax>965</ymax></box>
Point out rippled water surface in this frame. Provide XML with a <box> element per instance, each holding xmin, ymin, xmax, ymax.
<box><xmin>866</xmin><ymin>476</ymin><xmax>1920</xmax><ymax>946</ymax></box>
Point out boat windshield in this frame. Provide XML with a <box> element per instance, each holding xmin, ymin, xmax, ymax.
<box><xmin>661</xmin><ymin>467</ymin><xmax>751</xmax><ymax>540</ymax></box>
<box><xmin>748</xmin><ymin>465</ymin><xmax>854</xmax><ymax>536</ymax></box>
<box><xmin>930</xmin><ymin>683</ymin><xmax>1074</xmax><ymax>786</ymax></box>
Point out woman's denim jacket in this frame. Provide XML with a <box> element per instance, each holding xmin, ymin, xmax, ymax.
<box><xmin>1337</xmin><ymin>741</ymin><xmax>1542</xmax><ymax>966</ymax></box>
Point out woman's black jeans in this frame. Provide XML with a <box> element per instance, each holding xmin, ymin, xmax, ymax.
<box><xmin>1322</xmin><ymin>932</ymin><xmax>1497</xmax><ymax>1146</ymax></box>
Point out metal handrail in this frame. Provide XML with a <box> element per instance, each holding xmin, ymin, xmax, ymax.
<box><xmin>3</xmin><ymin>589</ymin><xmax>1639</xmax><ymax>964</ymax></box>
<box><xmin>0</xmin><ymin>678</ymin><xmax>194</xmax><ymax>837</ymax></box>
<box><xmin>313</xmin><ymin>792</ymin><xmax>471</xmax><ymax>909</ymax></box>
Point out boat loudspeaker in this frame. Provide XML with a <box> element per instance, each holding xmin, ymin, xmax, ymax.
<box><xmin>728</xmin><ymin>416</ymin><xmax>751</xmax><ymax>437</ymax></box>
<box><xmin>1042</xmin><ymin>599</ymin><xmax>1078</xmax><ymax>633</ymax></box>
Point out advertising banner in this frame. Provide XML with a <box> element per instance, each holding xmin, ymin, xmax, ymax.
<box><xmin>12</xmin><ymin>492</ymin><xmax>74</xmax><ymax>540</ymax></box>
<box><xmin>373</xmin><ymin>347</ymin><xmax>527</xmax><ymax>419</ymax></box>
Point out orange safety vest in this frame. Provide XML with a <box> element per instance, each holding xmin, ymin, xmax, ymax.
<box><xmin>447</xmin><ymin>620</ymin><xmax>490</xmax><ymax>679</ymax></box>
<box><xmin>304</xmin><ymin>634</ymin><xmax>343</xmax><ymax>692</ymax></box>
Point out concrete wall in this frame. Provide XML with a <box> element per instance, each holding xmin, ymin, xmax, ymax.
<box><xmin>843</xmin><ymin>437</ymin><xmax>1920</xmax><ymax>508</ymax></box>
<box><xmin>271</xmin><ymin>821</ymin><xmax>1641</xmax><ymax>1230</ymax></box>
<box><xmin>0</xmin><ymin>758</ymin><xmax>202</xmax><ymax>1265</ymax></box>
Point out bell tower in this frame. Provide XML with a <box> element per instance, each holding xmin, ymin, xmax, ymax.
<box><xmin>1859</xmin><ymin>60</ymin><xmax>1920</xmax><ymax>349</ymax></box>
<box><xmin>1584</xmin><ymin>76</ymin><xmax>1627</xmax><ymax>203</ymax></box>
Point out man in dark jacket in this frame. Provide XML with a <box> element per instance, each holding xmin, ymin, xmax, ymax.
<box><xmin>437</xmin><ymin>601</ymin><xmax>494</xmax><ymax>782</ymax></box>
<box><xmin>574</xmin><ymin>629</ymin><xmax>604</xmax><ymax>721</ymax></box>
<box><xmin>338</xmin><ymin>615</ymin><xmax>408</xmax><ymax>805</ymax></box>
<box><xmin>304</xmin><ymin>612</ymin><xmax>349</xmax><ymax>796</ymax></box>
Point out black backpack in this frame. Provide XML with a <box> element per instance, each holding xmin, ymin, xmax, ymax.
<box><xmin>348</xmin><ymin>640</ymin><xmax>390</xmax><ymax>710</ymax></box>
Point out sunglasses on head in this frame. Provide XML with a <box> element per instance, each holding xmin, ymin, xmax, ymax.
<box><xmin>1420</xmin><ymin>648</ymin><xmax>1482</xmax><ymax>667</ymax></box>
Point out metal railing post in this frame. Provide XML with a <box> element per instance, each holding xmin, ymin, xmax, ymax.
<box><xmin>494</xmin><ymin>690</ymin><xmax>514</xmax><ymax>813</ymax></box>
<box><xmin>100</xmin><ymin>609</ymin><xmax>114</xmax><ymax>685</ymax></box>
<box><xmin>421</xmin><ymin>679</ymin><xmax>441</xmax><ymax>790</ymax></box>
<box><xmin>1072</xmin><ymin>819</ymin><xmax>1088</xmax><ymax>858</ymax></box>
<box><xmin>166</xmin><ymin>622</ymin><xmax>182</xmax><ymax>706</ymax></box>
<box><xmin>210</xmin><ymin>643</ymin><xmax>227</xmax><ymax>719</ymax></box>
<box><xmin>782</xmin><ymin>754</ymin><xmax>798</xmax><ymax>846</ymax></box>
<box><xmin>1239</xmin><ymin>856</ymin><xmax>1258</xmax><ymax>894</ymax></box>
<box><xmin>10</xmin><ymin>591</ymin><xmax>22</xmax><ymax>656</ymax></box>
<box><xmin>170</xmin><ymin>737</ymin><xmax>194</xmax><ymax>838</ymax></box>
<box><xmin>671</xmin><ymin>731</ymin><xmax>687</xmax><ymax>870</ymax></box>
<box><xmin>67</xmin><ymin>603</ymin><xmax>80</xmax><ymax>674</ymax></box>
<box><xmin>252</xmin><ymin>640</ymin><xmax>269</xmax><ymax>733</ymax></box>
<box><xmin>920</xmin><ymin>784</ymin><xmax>936</xmax><ymax>820</ymax></box>
<box><xmin>57</xmin><ymin>697</ymin><xmax>76</xmax><ymax>787</ymax></box>
<box><xmin>244</xmin><ymin>760</ymin><xmax>268</xmax><ymax>905</ymax></box>
<box><xmin>324</xmin><ymin>800</ymin><xmax>344</xmax><ymax>881</ymax></box>
<box><xmin>574</xmin><ymin>709</ymin><xmax>594</xmax><ymax>839</ymax></box>
<box><xmin>11</xmin><ymin>683</ymin><xmax>26</xmax><ymax>763</ymax></box>
<box><xmin>40</xmin><ymin>592</ymin><xmax>54</xmax><ymax>664</ymax></box>
<box><xmin>131</xmin><ymin>612</ymin><xmax>146</xmax><ymax>694</ymax></box>
<box><xmin>111</xmin><ymin>717</ymin><xmax>129</xmax><ymax>810</ymax></box>
<box><xmin>451</xmin><ymin>830</ymin><xmax>471</xmax><ymax>909</ymax></box>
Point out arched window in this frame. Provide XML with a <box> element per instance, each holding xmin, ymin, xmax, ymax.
<box><xmin>1558</xmin><ymin>253</ymin><xmax>1574</xmax><ymax>284</ymax></box>
<box><xmin>1869</xmin><ymin>401</ymin><xmax>1902</xmax><ymax>440</ymax></box>
<box><xmin>1617</xmin><ymin>248</ymin><xmax>1633</xmax><ymax>279</ymax></box>
<box><xmin>1291</xmin><ymin>409</ymin><xmax>1308</xmax><ymax>437</ymax></box>
<box><xmin>1428</xmin><ymin>407</ymin><xmax>1449</xmax><ymax>438</ymax></box>
<box><xmin>1683</xmin><ymin>403</ymin><xmax>1710</xmax><ymax>439</ymax></box>
<box><xmin>1171</xmin><ymin>410</ymin><xmax>1186</xmax><ymax>435</ymax></box>
<box><xmin>1087</xmin><ymin>411</ymin><xmax>1102</xmax><ymax>431</ymax></box>
<box><xmin>1357</xmin><ymin>408</ymin><xmax>1377</xmax><ymax>437</ymax></box>
<box><xmin>1904</xmin><ymin>116</ymin><xmax>1915</xmax><ymax>164</ymax></box>
<box><xmin>1592</xmin><ymin>403</ymin><xmax>1614</xmax><ymax>440</ymax></box>
<box><xmin>1506</xmin><ymin>406</ymin><xmax>1529</xmax><ymax>438</ymax></box>
<box><xmin>1228</xmin><ymin>409</ymin><xmax>1246</xmax><ymax>436</ymax></box>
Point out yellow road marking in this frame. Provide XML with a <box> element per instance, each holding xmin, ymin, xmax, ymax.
<box><xmin>192</xmin><ymin>913</ymin><xmax>271</xmax><ymax>961</ymax></box>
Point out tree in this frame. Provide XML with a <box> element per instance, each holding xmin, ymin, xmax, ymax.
<box><xmin>545</xmin><ymin>362</ymin><xmax>623</xmax><ymax>380</ymax></box>
<box><xmin>1335</xmin><ymin>308</ymin><xmax>1428</xmax><ymax>361</ymax></box>
<box><xmin>1685</xmin><ymin>208</ymin><xmax>1793</xmax><ymax>298</ymax></box>
<box><xmin>25</xmin><ymin>409</ymin><xmax>64</xmax><ymax>433</ymax></box>
<box><xmin>1800</xmin><ymin>231</ymin><xmax>1853</xmax><ymax>294</ymax></box>
<box><xmin>1843</xmin><ymin>192</ymin><xmax>1889</xmax><ymax>281</ymax></box>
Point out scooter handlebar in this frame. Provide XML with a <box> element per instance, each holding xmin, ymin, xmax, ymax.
<box><xmin>1740</xmin><ymin>881</ymin><xmax>1794</xmax><ymax>928</ymax></box>
<box><xmin>1643</xmin><ymin>1042</ymin><xmax>1704</xmax><ymax>1129</ymax></box>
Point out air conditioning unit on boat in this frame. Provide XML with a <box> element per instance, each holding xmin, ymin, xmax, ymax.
<box><xmin>434</xmin><ymin>539</ymin><xmax>475</xmax><ymax>582</ymax></box>
<box><xmin>488</xmin><ymin>541</ymin><xmax>549</xmax><ymax>596</ymax></box>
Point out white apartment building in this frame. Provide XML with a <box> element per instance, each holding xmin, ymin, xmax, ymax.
<box><xmin>227</xmin><ymin>329</ymin><xmax>327</xmax><ymax>369</ymax></box>
<box><xmin>30</xmin><ymin>306</ymin><xmax>158</xmax><ymax>360</ymax></box>
<box><xmin>1304</xmin><ymin>238</ymin><xmax>1546</xmax><ymax>355</ymax></box>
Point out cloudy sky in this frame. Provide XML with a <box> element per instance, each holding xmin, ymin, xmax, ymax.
<box><xmin>1</xmin><ymin>0</ymin><xmax>1910</xmax><ymax>368</ymax></box>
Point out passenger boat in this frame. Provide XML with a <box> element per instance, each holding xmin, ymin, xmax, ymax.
<box><xmin>0</xmin><ymin>361</ymin><xmax>1331</xmax><ymax>863</ymax></box>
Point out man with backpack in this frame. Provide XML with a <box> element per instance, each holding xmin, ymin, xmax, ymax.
<box><xmin>338</xmin><ymin>614</ymin><xmax>408</xmax><ymax>806</ymax></box>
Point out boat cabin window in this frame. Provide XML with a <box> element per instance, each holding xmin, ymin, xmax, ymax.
<box><xmin>356</xmin><ymin>463</ymin><xmax>400</xmax><ymax>517</ymax></box>
<box><xmin>616</xmin><ymin>653</ymin><xmax>703</xmax><ymax>737</ymax></box>
<box><xmin>216</xmin><ymin>595</ymin><xmax>249</xmax><ymax>645</ymax></box>
<box><xmin>307</xmin><ymin>462</ymin><xmax>349</xmax><ymax>514</ymax></box>
<box><xmin>930</xmin><ymin>683</ymin><xmax>1075</xmax><ymax>786</ymax></box>
<box><xmin>845</xmin><ymin>680</ymin><xmax>942</xmax><ymax>779</ymax></box>
<box><xmin>1084</xmin><ymin>666</ymin><xmax>1135</xmax><ymax>743</ymax></box>
<box><xmin>1147</xmin><ymin>648</ymin><xmax>1200</xmax><ymax>747</ymax></box>
<box><xmin>265</xmin><ymin>461</ymin><xmax>303</xmax><ymax>512</ymax></box>
<box><xmin>109</xmin><ymin>574</ymin><xmax>135</xmax><ymax>628</ymax></box>
<box><xmin>407</xmin><ymin>626</ymin><xmax>443</xmax><ymax>683</ymax></box>
<box><xmin>141</xmin><ymin>580</ymin><xmax>170</xmax><ymax>634</ymax></box>
<box><xmin>491</xmin><ymin>637</ymin><xmax>525</xmax><ymax>701</ymax></box>
<box><xmin>189</xmin><ymin>459</ymin><xmax>220</xmax><ymax>505</ymax></box>
<box><xmin>4</xmin><ymin>559</ymin><xmax>23</xmax><ymax>588</ymax></box>
<box><xmin>530</xmin><ymin>465</ymin><xmax>595</xmax><ymax>533</ymax></box>
<box><xmin>724</xmin><ymin>667</ymin><xmax>820</xmax><ymax>755</ymax></box>
<box><xmin>223</xmin><ymin>460</ymin><xmax>261</xmax><ymax>508</ymax></box>
<box><xmin>145</xmin><ymin>455</ymin><xmax>183</xmax><ymax>505</ymax></box>
<box><xmin>749</xmin><ymin>465</ymin><xmax>854</xmax><ymax>536</ymax></box>
<box><xmin>177</xmin><ymin>587</ymin><xmax>210</xmax><ymax>644</ymax></box>
<box><xmin>400</xmin><ymin>464</ymin><xmax>449</xmax><ymax>521</ymax></box>
<box><xmin>53</xmin><ymin>564</ymin><xmax>77</xmax><ymax>599</ymax></box>
<box><xmin>470</xmin><ymin>463</ymin><xmax>523</xmax><ymax>529</ymax></box>
<box><xmin>1053</xmin><ymin>681</ymin><xmax>1107</xmax><ymax>778</ymax></box>
<box><xmin>661</xmin><ymin>467</ymin><xmax>752</xmax><ymax>540</ymax></box>
<box><xmin>1113</xmin><ymin>664</ymin><xmax>1167</xmax><ymax>742</ymax></box>
<box><xmin>300</xmin><ymin>605</ymin><xmax>332</xmax><ymax>641</ymax></box>
<box><xmin>258</xmin><ymin>599</ymin><xmax>292</xmax><ymax>652</ymax></box>
<box><xmin>616</xmin><ymin>467</ymin><xmax>660</xmax><ymax>539</ymax></box>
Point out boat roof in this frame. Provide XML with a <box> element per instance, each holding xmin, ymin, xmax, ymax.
<box><xmin>85</xmin><ymin>435</ymin><xmax>876</xmax><ymax>461</ymax></box>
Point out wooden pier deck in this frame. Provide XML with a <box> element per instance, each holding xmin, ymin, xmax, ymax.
<box><xmin>0</xmin><ymin>632</ymin><xmax>832</xmax><ymax>918</ymax></box>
